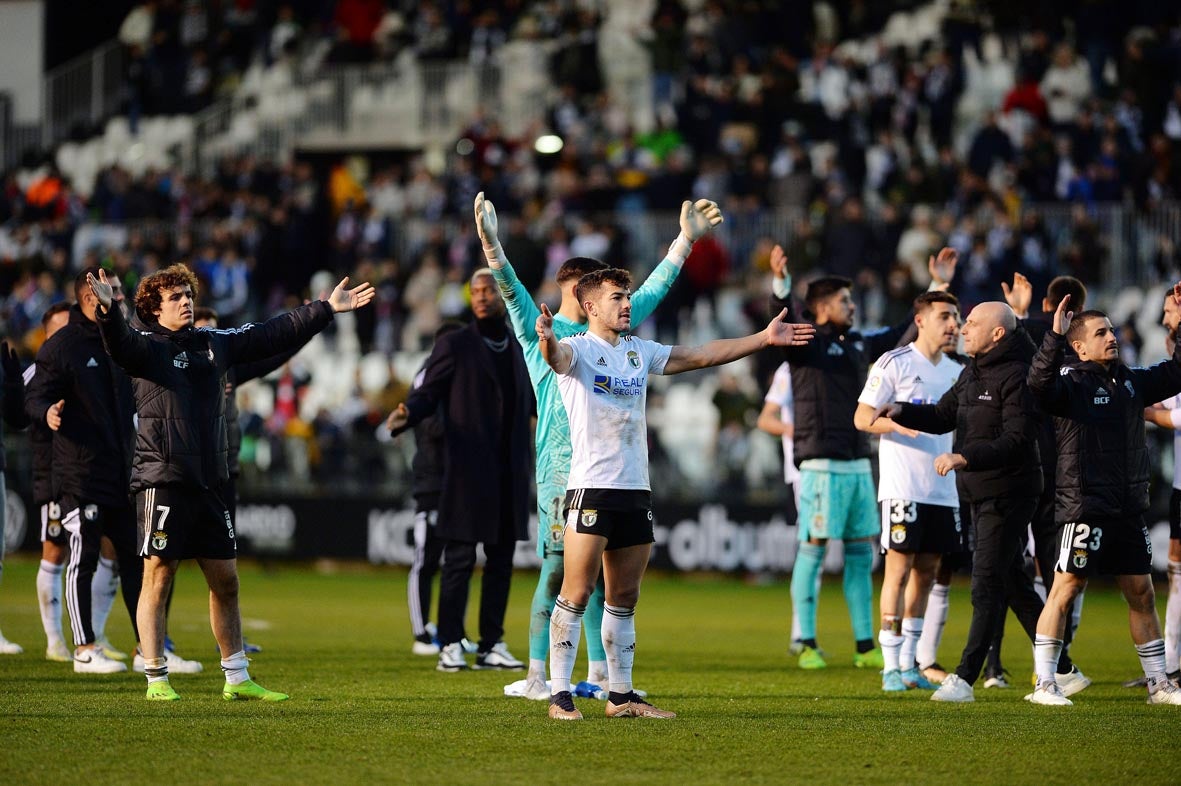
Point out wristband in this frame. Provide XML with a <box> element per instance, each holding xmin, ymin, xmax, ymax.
<box><xmin>665</xmin><ymin>233</ymin><xmax>693</xmax><ymax>269</ymax></box>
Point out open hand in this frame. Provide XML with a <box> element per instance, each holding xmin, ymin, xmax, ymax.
<box><xmin>765</xmin><ymin>308</ymin><xmax>815</xmax><ymax>347</ymax></box>
<box><xmin>1052</xmin><ymin>293</ymin><xmax>1073</xmax><ymax>336</ymax></box>
<box><xmin>680</xmin><ymin>198</ymin><xmax>724</xmax><ymax>242</ymax></box>
<box><xmin>928</xmin><ymin>247</ymin><xmax>958</xmax><ymax>287</ymax></box>
<box><xmin>474</xmin><ymin>191</ymin><xmax>499</xmax><ymax>250</ymax></box>
<box><xmin>328</xmin><ymin>277</ymin><xmax>376</xmax><ymax>313</ymax></box>
<box><xmin>86</xmin><ymin>268</ymin><xmax>114</xmax><ymax>310</ymax></box>
<box><xmin>1000</xmin><ymin>272</ymin><xmax>1032</xmax><ymax>317</ymax></box>
<box><xmin>536</xmin><ymin>303</ymin><xmax>555</xmax><ymax>343</ymax></box>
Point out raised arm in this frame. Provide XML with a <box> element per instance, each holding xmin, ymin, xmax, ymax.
<box><xmin>1026</xmin><ymin>294</ymin><xmax>1074</xmax><ymax>414</ymax></box>
<box><xmin>631</xmin><ymin>198</ymin><xmax>723</xmax><ymax>324</ymax></box>
<box><xmin>476</xmin><ymin>192</ymin><xmax>542</xmax><ymax>342</ymax></box>
<box><xmin>536</xmin><ymin>303</ymin><xmax>573</xmax><ymax>374</ymax></box>
<box><xmin>90</xmin><ymin>270</ymin><xmax>158</xmax><ymax>378</ymax></box>
<box><xmin>386</xmin><ymin>336</ymin><xmax>457</xmax><ymax>437</ymax></box>
<box><xmin>663</xmin><ymin>308</ymin><xmax>815</xmax><ymax>375</ymax></box>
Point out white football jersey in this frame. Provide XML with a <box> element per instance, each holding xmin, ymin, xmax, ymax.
<box><xmin>557</xmin><ymin>331</ymin><xmax>671</xmax><ymax>491</ymax></box>
<box><xmin>858</xmin><ymin>343</ymin><xmax>963</xmax><ymax>507</ymax></box>
<box><xmin>764</xmin><ymin>363</ymin><xmax>800</xmax><ymax>485</ymax></box>
<box><xmin>1161</xmin><ymin>392</ymin><xmax>1181</xmax><ymax>490</ymax></box>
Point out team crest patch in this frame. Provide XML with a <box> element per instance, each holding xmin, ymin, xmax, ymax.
<box><xmin>1125</xmin><ymin>380</ymin><xmax>1135</xmax><ymax>396</ymax></box>
<box><xmin>868</xmin><ymin>375</ymin><xmax>881</xmax><ymax>389</ymax></box>
<box><xmin>84</xmin><ymin>504</ymin><xmax>99</xmax><ymax>521</ymax></box>
<box><xmin>151</xmin><ymin>530</ymin><xmax>169</xmax><ymax>551</ymax></box>
<box><xmin>1072</xmin><ymin>549</ymin><xmax>1088</xmax><ymax>569</ymax></box>
<box><xmin>890</xmin><ymin>524</ymin><xmax>906</xmax><ymax>544</ymax></box>
<box><xmin>48</xmin><ymin>522</ymin><xmax>62</xmax><ymax>538</ymax></box>
<box><xmin>580</xmin><ymin>510</ymin><xmax>598</xmax><ymax>528</ymax></box>
<box><xmin>626</xmin><ymin>350</ymin><xmax>641</xmax><ymax>369</ymax></box>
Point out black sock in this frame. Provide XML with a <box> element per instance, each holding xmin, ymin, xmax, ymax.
<box><xmin>856</xmin><ymin>639</ymin><xmax>876</xmax><ymax>654</ymax></box>
<box><xmin>801</xmin><ymin>638</ymin><xmax>818</xmax><ymax>649</ymax></box>
<box><xmin>608</xmin><ymin>691</ymin><xmax>631</xmax><ymax>705</ymax></box>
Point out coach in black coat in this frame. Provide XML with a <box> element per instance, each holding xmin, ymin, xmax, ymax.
<box><xmin>877</xmin><ymin>301</ymin><xmax>1068</xmax><ymax>697</ymax></box>
<box><xmin>388</xmin><ymin>270</ymin><xmax>533</xmax><ymax>669</ymax></box>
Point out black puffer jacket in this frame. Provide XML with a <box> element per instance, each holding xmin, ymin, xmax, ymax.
<box><xmin>1</xmin><ymin>350</ymin><xmax>29</xmax><ymax>473</ymax></box>
<box><xmin>22</xmin><ymin>366</ymin><xmax>54</xmax><ymax>505</ymax></box>
<box><xmin>25</xmin><ymin>306</ymin><xmax>135</xmax><ymax>506</ymax></box>
<box><xmin>770</xmin><ymin>291</ymin><xmax>911</xmax><ymax>464</ymax></box>
<box><xmin>98</xmin><ymin>300</ymin><xmax>333</xmax><ymax>493</ymax></box>
<box><xmin>1028</xmin><ymin>331</ymin><xmax>1181</xmax><ymax>522</ymax></box>
<box><xmin>892</xmin><ymin>327</ymin><xmax>1043</xmax><ymax>502</ymax></box>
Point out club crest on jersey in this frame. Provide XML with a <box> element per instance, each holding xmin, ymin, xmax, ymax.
<box><xmin>580</xmin><ymin>510</ymin><xmax>598</xmax><ymax>528</ymax></box>
<box><xmin>626</xmin><ymin>350</ymin><xmax>641</xmax><ymax>369</ymax></box>
<box><xmin>48</xmin><ymin>522</ymin><xmax>62</xmax><ymax>538</ymax></box>
<box><xmin>173</xmin><ymin>351</ymin><xmax>189</xmax><ymax>369</ymax></box>
<box><xmin>84</xmin><ymin>504</ymin><xmax>98</xmax><ymax>521</ymax></box>
<box><xmin>1072</xmin><ymin>548</ymin><xmax>1088</xmax><ymax>569</ymax></box>
<box><xmin>890</xmin><ymin>524</ymin><xmax>906</xmax><ymax>544</ymax></box>
<box><xmin>1124</xmin><ymin>380</ymin><xmax>1135</xmax><ymax>396</ymax></box>
<box><xmin>151</xmin><ymin>530</ymin><xmax>169</xmax><ymax>550</ymax></box>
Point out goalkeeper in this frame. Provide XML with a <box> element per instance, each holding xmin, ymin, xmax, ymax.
<box><xmin>476</xmin><ymin>192</ymin><xmax>722</xmax><ymax>699</ymax></box>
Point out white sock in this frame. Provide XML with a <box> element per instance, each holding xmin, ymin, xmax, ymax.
<box><xmin>527</xmin><ymin>658</ymin><xmax>546</xmax><ymax>681</ymax></box>
<box><xmin>601</xmin><ymin>604</ymin><xmax>636</xmax><ymax>695</ymax></box>
<box><xmin>1032</xmin><ymin>574</ymin><xmax>1047</xmax><ymax>602</ymax></box>
<box><xmin>1166</xmin><ymin>561</ymin><xmax>1181</xmax><ymax>674</ymax></box>
<box><xmin>587</xmin><ymin>659</ymin><xmax>608</xmax><ymax>684</ymax></box>
<box><xmin>91</xmin><ymin>556</ymin><xmax>119</xmax><ymax>640</ymax></box>
<box><xmin>917</xmin><ymin>583</ymin><xmax>949</xmax><ymax>668</ymax></box>
<box><xmin>142</xmin><ymin>656</ymin><xmax>168</xmax><ymax>684</ymax></box>
<box><xmin>548</xmin><ymin>597</ymin><xmax>584</xmax><ymax>695</ymax></box>
<box><xmin>1069</xmin><ymin>587</ymin><xmax>1084</xmax><ymax>642</ymax></box>
<box><xmin>1137</xmin><ymin>638</ymin><xmax>1168</xmax><ymax>688</ymax></box>
<box><xmin>220</xmin><ymin>649</ymin><xmax>251</xmax><ymax>685</ymax></box>
<box><xmin>900</xmin><ymin>617</ymin><xmax>923</xmax><ymax>672</ymax></box>
<box><xmin>1034</xmin><ymin>635</ymin><xmax>1063</xmax><ymax>687</ymax></box>
<box><xmin>878</xmin><ymin>628</ymin><xmax>903</xmax><ymax>673</ymax></box>
<box><xmin>36</xmin><ymin>560</ymin><xmax>65</xmax><ymax>644</ymax></box>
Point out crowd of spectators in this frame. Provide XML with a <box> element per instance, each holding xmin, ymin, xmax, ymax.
<box><xmin>4</xmin><ymin>0</ymin><xmax>1181</xmax><ymax>497</ymax></box>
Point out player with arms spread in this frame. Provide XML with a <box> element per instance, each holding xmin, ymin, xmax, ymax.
<box><xmin>476</xmin><ymin>191</ymin><xmax>722</xmax><ymax>699</ymax></box>
<box><xmin>537</xmin><ymin>267</ymin><xmax>815</xmax><ymax>720</ymax></box>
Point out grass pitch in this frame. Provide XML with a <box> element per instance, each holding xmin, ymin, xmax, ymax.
<box><xmin>1</xmin><ymin>556</ymin><xmax>1178</xmax><ymax>785</ymax></box>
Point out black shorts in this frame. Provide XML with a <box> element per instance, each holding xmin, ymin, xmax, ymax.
<box><xmin>1170</xmin><ymin>488</ymin><xmax>1181</xmax><ymax>541</ymax></box>
<box><xmin>137</xmin><ymin>486</ymin><xmax>235</xmax><ymax>560</ymax></box>
<box><xmin>40</xmin><ymin>501</ymin><xmax>67</xmax><ymax>546</ymax></box>
<box><xmin>564</xmin><ymin>488</ymin><xmax>655</xmax><ymax>551</ymax></box>
<box><xmin>1055</xmin><ymin>518</ymin><xmax>1152</xmax><ymax>577</ymax></box>
<box><xmin>879</xmin><ymin>500</ymin><xmax>965</xmax><ymax>554</ymax></box>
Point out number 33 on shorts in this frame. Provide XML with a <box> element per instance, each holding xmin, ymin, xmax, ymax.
<box><xmin>1060</xmin><ymin>522</ymin><xmax>1102</xmax><ymax>571</ymax></box>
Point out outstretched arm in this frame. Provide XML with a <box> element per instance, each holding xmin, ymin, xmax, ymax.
<box><xmin>536</xmin><ymin>304</ymin><xmax>573</xmax><ymax>374</ymax></box>
<box><xmin>220</xmin><ymin>277</ymin><xmax>374</xmax><ymax>366</ymax></box>
<box><xmin>632</xmin><ymin>198</ymin><xmax>724</xmax><ymax>324</ymax></box>
<box><xmin>663</xmin><ymin>309</ymin><xmax>815</xmax><ymax>375</ymax></box>
<box><xmin>90</xmin><ymin>269</ymin><xmax>158</xmax><ymax>377</ymax></box>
